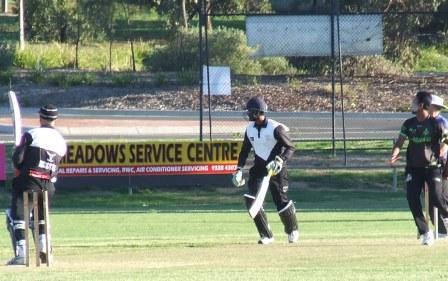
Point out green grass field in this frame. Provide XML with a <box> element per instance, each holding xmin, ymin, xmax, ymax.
<box><xmin>0</xmin><ymin>182</ymin><xmax>447</xmax><ymax>281</ymax></box>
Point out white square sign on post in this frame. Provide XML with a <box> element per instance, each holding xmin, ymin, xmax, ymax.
<box><xmin>202</xmin><ymin>66</ymin><xmax>231</xmax><ymax>96</ymax></box>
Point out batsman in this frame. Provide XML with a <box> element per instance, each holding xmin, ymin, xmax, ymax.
<box><xmin>232</xmin><ymin>96</ymin><xmax>299</xmax><ymax>245</ymax></box>
<box><xmin>6</xmin><ymin>105</ymin><xmax>67</xmax><ymax>265</ymax></box>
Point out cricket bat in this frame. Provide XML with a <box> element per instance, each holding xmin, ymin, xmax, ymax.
<box><xmin>7</xmin><ymin>90</ymin><xmax>22</xmax><ymax>146</ymax></box>
<box><xmin>249</xmin><ymin>170</ymin><xmax>273</xmax><ymax>219</ymax></box>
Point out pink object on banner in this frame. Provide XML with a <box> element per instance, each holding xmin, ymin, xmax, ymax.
<box><xmin>0</xmin><ymin>144</ymin><xmax>5</xmax><ymax>181</ymax></box>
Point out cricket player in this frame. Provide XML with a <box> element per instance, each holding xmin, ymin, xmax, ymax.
<box><xmin>6</xmin><ymin>105</ymin><xmax>67</xmax><ymax>265</ymax></box>
<box><xmin>429</xmin><ymin>94</ymin><xmax>448</xmax><ymax>238</ymax></box>
<box><xmin>232</xmin><ymin>96</ymin><xmax>299</xmax><ymax>244</ymax></box>
<box><xmin>390</xmin><ymin>91</ymin><xmax>448</xmax><ymax>246</ymax></box>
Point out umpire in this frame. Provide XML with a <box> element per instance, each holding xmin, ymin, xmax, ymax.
<box><xmin>428</xmin><ymin>94</ymin><xmax>448</xmax><ymax>237</ymax></box>
<box><xmin>390</xmin><ymin>91</ymin><xmax>448</xmax><ymax>246</ymax></box>
<box><xmin>232</xmin><ymin>96</ymin><xmax>299</xmax><ymax>245</ymax></box>
<box><xmin>6</xmin><ymin>105</ymin><xmax>67</xmax><ymax>265</ymax></box>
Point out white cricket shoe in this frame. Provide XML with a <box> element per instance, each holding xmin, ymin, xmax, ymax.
<box><xmin>288</xmin><ymin>230</ymin><xmax>299</xmax><ymax>243</ymax></box>
<box><xmin>258</xmin><ymin>236</ymin><xmax>274</xmax><ymax>245</ymax></box>
<box><xmin>421</xmin><ymin>231</ymin><xmax>434</xmax><ymax>246</ymax></box>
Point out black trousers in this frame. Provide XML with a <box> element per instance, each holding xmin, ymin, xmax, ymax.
<box><xmin>428</xmin><ymin>179</ymin><xmax>448</xmax><ymax>234</ymax></box>
<box><xmin>406</xmin><ymin>167</ymin><xmax>448</xmax><ymax>235</ymax></box>
<box><xmin>11</xmin><ymin>175</ymin><xmax>55</xmax><ymax>241</ymax></box>
<box><xmin>248</xmin><ymin>165</ymin><xmax>290</xmax><ymax>211</ymax></box>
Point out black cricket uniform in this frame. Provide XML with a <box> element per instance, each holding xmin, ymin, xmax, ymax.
<box><xmin>238</xmin><ymin>118</ymin><xmax>295</xmax><ymax>208</ymax></box>
<box><xmin>237</xmin><ymin>118</ymin><xmax>297</xmax><ymax>239</ymax></box>
<box><xmin>10</xmin><ymin>125</ymin><xmax>67</xmax><ymax>241</ymax></box>
<box><xmin>399</xmin><ymin>116</ymin><xmax>448</xmax><ymax>235</ymax></box>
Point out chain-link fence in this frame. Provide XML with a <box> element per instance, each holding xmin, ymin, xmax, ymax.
<box><xmin>1</xmin><ymin>1</ymin><xmax>448</xmax><ymax>168</ymax></box>
<box><xmin>200</xmin><ymin>10</ymin><xmax>446</xmax><ymax>138</ymax></box>
<box><xmin>194</xmin><ymin>3</ymin><xmax>447</xmax><ymax>168</ymax></box>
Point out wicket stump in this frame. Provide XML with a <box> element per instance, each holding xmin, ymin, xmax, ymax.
<box><xmin>23</xmin><ymin>189</ymin><xmax>51</xmax><ymax>267</ymax></box>
<box><xmin>423</xmin><ymin>184</ymin><xmax>439</xmax><ymax>240</ymax></box>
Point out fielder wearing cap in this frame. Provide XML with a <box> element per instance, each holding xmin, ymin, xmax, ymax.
<box><xmin>232</xmin><ymin>96</ymin><xmax>299</xmax><ymax>245</ymax></box>
<box><xmin>6</xmin><ymin>104</ymin><xmax>66</xmax><ymax>265</ymax></box>
<box><xmin>390</xmin><ymin>91</ymin><xmax>448</xmax><ymax>246</ymax></box>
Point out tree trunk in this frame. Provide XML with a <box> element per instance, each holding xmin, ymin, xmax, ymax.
<box><xmin>19</xmin><ymin>0</ymin><xmax>25</xmax><ymax>50</ymax></box>
<box><xmin>130</xmin><ymin>40</ymin><xmax>136</xmax><ymax>72</ymax></box>
<box><xmin>3</xmin><ymin>0</ymin><xmax>8</xmax><ymax>13</ymax></box>
<box><xmin>75</xmin><ymin>5</ymin><xmax>81</xmax><ymax>69</ymax></box>
<box><xmin>181</xmin><ymin>0</ymin><xmax>188</xmax><ymax>28</ymax></box>
<box><xmin>108</xmin><ymin>5</ymin><xmax>115</xmax><ymax>73</ymax></box>
<box><xmin>206</xmin><ymin>0</ymin><xmax>212</xmax><ymax>31</ymax></box>
<box><xmin>59</xmin><ymin>24</ymin><xmax>67</xmax><ymax>43</ymax></box>
<box><xmin>121</xmin><ymin>1</ymin><xmax>136</xmax><ymax>71</ymax></box>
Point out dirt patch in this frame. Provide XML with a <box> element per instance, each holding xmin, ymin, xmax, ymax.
<box><xmin>1</xmin><ymin>74</ymin><xmax>447</xmax><ymax>112</ymax></box>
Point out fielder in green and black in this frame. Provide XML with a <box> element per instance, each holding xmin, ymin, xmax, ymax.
<box><xmin>390</xmin><ymin>91</ymin><xmax>448</xmax><ymax>246</ymax></box>
<box><xmin>232</xmin><ymin>96</ymin><xmax>298</xmax><ymax>245</ymax></box>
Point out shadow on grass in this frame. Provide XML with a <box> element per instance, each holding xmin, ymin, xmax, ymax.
<box><xmin>0</xmin><ymin>184</ymin><xmax>410</xmax><ymax>214</ymax></box>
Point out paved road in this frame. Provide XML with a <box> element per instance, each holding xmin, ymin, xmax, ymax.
<box><xmin>0</xmin><ymin>107</ymin><xmax>413</xmax><ymax>141</ymax></box>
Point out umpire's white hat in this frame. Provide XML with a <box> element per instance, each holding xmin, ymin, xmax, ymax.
<box><xmin>431</xmin><ymin>94</ymin><xmax>447</xmax><ymax>109</ymax></box>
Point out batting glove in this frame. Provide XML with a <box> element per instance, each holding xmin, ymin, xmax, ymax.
<box><xmin>266</xmin><ymin>155</ymin><xmax>284</xmax><ymax>176</ymax></box>
<box><xmin>232</xmin><ymin>169</ymin><xmax>245</xmax><ymax>187</ymax></box>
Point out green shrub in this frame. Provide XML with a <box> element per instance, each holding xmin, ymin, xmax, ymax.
<box><xmin>30</xmin><ymin>70</ymin><xmax>46</xmax><ymax>84</ymax></box>
<box><xmin>208</xmin><ymin>27</ymin><xmax>262</xmax><ymax>75</ymax></box>
<box><xmin>289</xmin><ymin>57</ymin><xmax>331</xmax><ymax>76</ymax></box>
<box><xmin>0</xmin><ymin>43</ymin><xmax>15</xmax><ymax>70</ymax></box>
<box><xmin>143</xmin><ymin>29</ymin><xmax>197</xmax><ymax>72</ymax></box>
<box><xmin>415</xmin><ymin>46</ymin><xmax>448</xmax><ymax>72</ymax></box>
<box><xmin>0</xmin><ymin>70</ymin><xmax>13</xmax><ymax>85</ymax></box>
<box><xmin>15</xmin><ymin>43</ymin><xmax>74</xmax><ymax>69</ymax></box>
<box><xmin>14</xmin><ymin>48</ymin><xmax>34</xmax><ymax>69</ymax></box>
<box><xmin>143</xmin><ymin>27</ymin><xmax>262</xmax><ymax>75</ymax></box>
<box><xmin>176</xmin><ymin>70</ymin><xmax>198</xmax><ymax>85</ymax></box>
<box><xmin>287</xmin><ymin>77</ymin><xmax>301</xmax><ymax>89</ymax></box>
<box><xmin>259</xmin><ymin>57</ymin><xmax>297</xmax><ymax>75</ymax></box>
<box><xmin>14</xmin><ymin>42</ymin><xmax>152</xmax><ymax>71</ymax></box>
<box><xmin>42</xmin><ymin>72</ymin><xmax>97</xmax><ymax>87</ymax></box>
<box><xmin>153</xmin><ymin>72</ymin><xmax>168</xmax><ymax>86</ymax></box>
<box><xmin>343</xmin><ymin>56</ymin><xmax>410</xmax><ymax>76</ymax></box>
<box><xmin>111</xmin><ymin>73</ymin><xmax>137</xmax><ymax>86</ymax></box>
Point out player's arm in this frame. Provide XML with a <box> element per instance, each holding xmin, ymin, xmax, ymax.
<box><xmin>237</xmin><ymin>132</ymin><xmax>252</xmax><ymax>169</ymax></box>
<box><xmin>390</xmin><ymin>124</ymin><xmax>407</xmax><ymax>166</ymax></box>
<box><xmin>438</xmin><ymin>118</ymin><xmax>448</xmax><ymax>159</ymax></box>
<box><xmin>274</xmin><ymin>125</ymin><xmax>295</xmax><ymax>161</ymax></box>
<box><xmin>390</xmin><ymin>136</ymin><xmax>405</xmax><ymax>166</ymax></box>
<box><xmin>12</xmin><ymin>133</ymin><xmax>32</xmax><ymax>169</ymax></box>
<box><xmin>232</xmin><ymin>132</ymin><xmax>252</xmax><ymax>187</ymax></box>
<box><xmin>435</xmin><ymin>119</ymin><xmax>448</xmax><ymax>179</ymax></box>
<box><xmin>266</xmin><ymin>125</ymin><xmax>295</xmax><ymax>176</ymax></box>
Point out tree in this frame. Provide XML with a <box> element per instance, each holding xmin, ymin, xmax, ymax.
<box><xmin>120</xmin><ymin>0</ymin><xmax>137</xmax><ymax>71</ymax></box>
<box><xmin>24</xmin><ymin>0</ymin><xmax>74</xmax><ymax>42</ymax></box>
<box><xmin>209</xmin><ymin>0</ymin><xmax>271</xmax><ymax>13</ymax></box>
<box><xmin>379</xmin><ymin>0</ymin><xmax>445</xmax><ymax>66</ymax></box>
<box><xmin>153</xmin><ymin>0</ymin><xmax>197</xmax><ymax>29</ymax></box>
